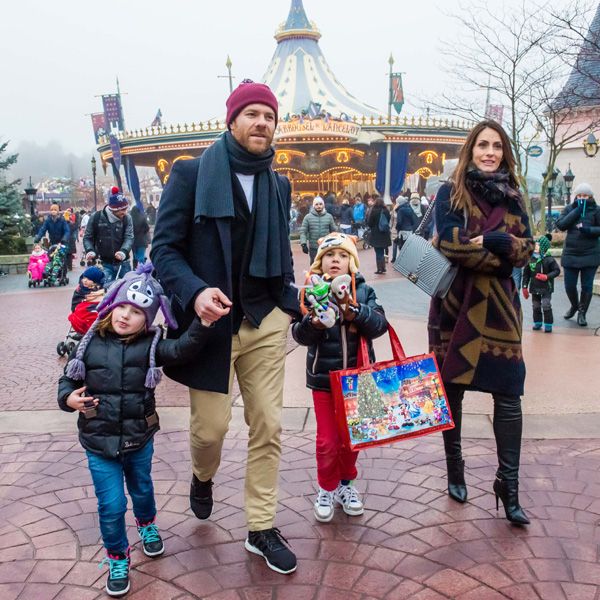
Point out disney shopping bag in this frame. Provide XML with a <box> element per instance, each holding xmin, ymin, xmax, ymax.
<box><xmin>330</xmin><ymin>325</ymin><xmax>454</xmax><ymax>451</ymax></box>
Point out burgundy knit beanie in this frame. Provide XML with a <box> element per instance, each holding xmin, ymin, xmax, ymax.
<box><xmin>226</xmin><ymin>79</ymin><xmax>279</xmax><ymax>127</ymax></box>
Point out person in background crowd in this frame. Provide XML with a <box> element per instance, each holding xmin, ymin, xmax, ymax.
<box><xmin>130</xmin><ymin>203</ymin><xmax>151</xmax><ymax>268</ymax></box>
<box><xmin>64</xmin><ymin>208</ymin><xmax>78</xmax><ymax>271</ymax></box>
<box><xmin>34</xmin><ymin>204</ymin><xmax>70</xmax><ymax>247</ymax></box>
<box><xmin>338</xmin><ymin>198</ymin><xmax>354</xmax><ymax>235</ymax></box>
<box><xmin>83</xmin><ymin>187</ymin><xmax>134</xmax><ymax>287</ymax></box>
<box><xmin>555</xmin><ymin>182</ymin><xmax>600</xmax><ymax>327</ymax></box>
<box><xmin>300</xmin><ymin>196</ymin><xmax>337</xmax><ymax>264</ymax></box>
<box><xmin>428</xmin><ymin>120</ymin><xmax>533</xmax><ymax>525</ymax></box>
<box><xmin>367</xmin><ymin>195</ymin><xmax>391</xmax><ymax>274</ymax></box>
<box><xmin>352</xmin><ymin>195</ymin><xmax>365</xmax><ymax>235</ymax></box>
<box><xmin>522</xmin><ymin>234</ymin><xmax>561</xmax><ymax>333</ymax></box>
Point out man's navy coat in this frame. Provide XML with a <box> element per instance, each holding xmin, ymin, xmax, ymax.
<box><xmin>150</xmin><ymin>157</ymin><xmax>299</xmax><ymax>393</ymax></box>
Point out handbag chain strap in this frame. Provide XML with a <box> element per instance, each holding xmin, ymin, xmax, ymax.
<box><xmin>414</xmin><ymin>197</ymin><xmax>436</xmax><ymax>236</ymax></box>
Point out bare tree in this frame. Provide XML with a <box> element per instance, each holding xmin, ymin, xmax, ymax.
<box><xmin>428</xmin><ymin>1</ymin><xmax>561</xmax><ymax>222</ymax></box>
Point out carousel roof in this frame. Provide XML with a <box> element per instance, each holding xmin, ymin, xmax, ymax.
<box><xmin>262</xmin><ymin>0</ymin><xmax>383</xmax><ymax>120</ymax></box>
<box><xmin>554</xmin><ymin>2</ymin><xmax>600</xmax><ymax>110</ymax></box>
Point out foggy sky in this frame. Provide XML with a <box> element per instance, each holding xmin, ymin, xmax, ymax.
<box><xmin>1</xmin><ymin>0</ymin><xmax>577</xmax><ymax>175</ymax></box>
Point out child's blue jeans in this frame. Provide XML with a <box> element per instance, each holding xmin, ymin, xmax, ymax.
<box><xmin>86</xmin><ymin>440</ymin><xmax>156</xmax><ymax>553</ymax></box>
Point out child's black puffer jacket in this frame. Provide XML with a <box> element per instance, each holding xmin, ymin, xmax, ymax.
<box><xmin>292</xmin><ymin>274</ymin><xmax>388</xmax><ymax>391</ymax></box>
<box><xmin>58</xmin><ymin>319</ymin><xmax>206</xmax><ymax>458</ymax></box>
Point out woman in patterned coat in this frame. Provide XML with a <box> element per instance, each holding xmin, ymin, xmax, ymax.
<box><xmin>428</xmin><ymin>120</ymin><xmax>534</xmax><ymax>525</ymax></box>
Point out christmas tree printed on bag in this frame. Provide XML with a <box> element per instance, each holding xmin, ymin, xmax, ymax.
<box><xmin>356</xmin><ymin>372</ymin><xmax>387</xmax><ymax>420</ymax></box>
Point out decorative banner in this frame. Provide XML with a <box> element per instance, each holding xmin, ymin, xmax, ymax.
<box><xmin>275</xmin><ymin>118</ymin><xmax>361</xmax><ymax>140</ymax></box>
<box><xmin>91</xmin><ymin>113</ymin><xmax>107</xmax><ymax>143</ymax></box>
<box><xmin>375</xmin><ymin>144</ymin><xmax>409</xmax><ymax>197</ymax></box>
<box><xmin>485</xmin><ymin>104</ymin><xmax>504</xmax><ymax>125</ymax></box>
<box><xmin>124</xmin><ymin>156</ymin><xmax>144</xmax><ymax>213</ymax></box>
<box><xmin>390</xmin><ymin>73</ymin><xmax>404</xmax><ymax>114</ymax></box>
<box><xmin>109</xmin><ymin>134</ymin><xmax>122</xmax><ymax>172</ymax></box>
<box><xmin>102</xmin><ymin>94</ymin><xmax>123</xmax><ymax>131</ymax></box>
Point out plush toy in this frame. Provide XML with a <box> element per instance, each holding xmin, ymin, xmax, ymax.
<box><xmin>304</xmin><ymin>274</ymin><xmax>338</xmax><ymax>328</ymax></box>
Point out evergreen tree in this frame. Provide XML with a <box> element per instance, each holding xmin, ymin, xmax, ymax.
<box><xmin>357</xmin><ymin>372</ymin><xmax>386</xmax><ymax>419</ymax></box>
<box><xmin>0</xmin><ymin>142</ymin><xmax>27</xmax><ymax>253</ymax></box>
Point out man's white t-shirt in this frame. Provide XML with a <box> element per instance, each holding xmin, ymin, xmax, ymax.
<box><xmin>235</xmin><ymin>173</ymin><xmax>255</xmax><ymax>212</ymax></box>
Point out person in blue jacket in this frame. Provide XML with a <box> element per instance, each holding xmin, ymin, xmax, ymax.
<box><xmin>34</xmin><ymin>204</ymin><xmax>70</xmax><ymax>246</ymax></box>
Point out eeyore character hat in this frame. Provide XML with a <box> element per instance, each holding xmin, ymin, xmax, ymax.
<box><xmin>65</xmin><ymin>262</ymin><xmax>177</xmax><ymax>388</ymax></box>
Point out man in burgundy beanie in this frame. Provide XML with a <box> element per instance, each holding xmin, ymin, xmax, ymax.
<box><xmin>151</xmin><ymin>80</ymin><xmax>300</xmax><ymax>574</ymax></box>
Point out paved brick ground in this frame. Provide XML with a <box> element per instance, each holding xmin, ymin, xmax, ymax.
<box><xmin>1</xmin><ymin>430</ymin><xmax>600</xmax><ymax>600</ymax></box>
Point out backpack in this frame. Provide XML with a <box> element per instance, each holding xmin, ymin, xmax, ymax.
<box><xmin>378</xmin><ymin>210</ymin><xmax>390</xmax><ymax>233</ymax></box>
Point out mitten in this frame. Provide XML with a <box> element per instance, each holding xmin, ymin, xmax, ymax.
<box><xmin>535</xmin><ymin>273</ymin><xmax>548</xmax><ymax>281</ymax></box>
<box><xmin>522</xmin><ymin>288</ymin><xmax>529</xmax><ymax>300</ymax></box>
<box><xmin>301</xmin><ymin>243</ymin><xmax>309</xmax><ymax>254</ymax></box>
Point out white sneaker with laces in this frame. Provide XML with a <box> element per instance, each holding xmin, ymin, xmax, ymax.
<box><xmin>334</xmin><ymin>482</ymin><xmax>364</xmax><ymax>516</ymax></box>
<box><xmin>313</xmin><ymin>488</ymin><xmax>335</xmax><ymax>522</ymax></box>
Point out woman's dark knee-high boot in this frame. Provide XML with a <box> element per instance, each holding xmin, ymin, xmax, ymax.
<box><xmin>443</xmin><ymin>386</ymin><xmax>467</xmax><ymax>503</ymax></box>
<box><xmin>564</xmin><ymin>288</ymin><xmax>579</xmax><ymax>319</ymax></box>
<box><xmin>492</xmin><ymin>393</ymin><xmax>529</xmax><ymax>525</ymax></box>
<box><xmin>577</xmin><ymin>291</ymin><xmax>592</xmax><ymax>327</ymax></box>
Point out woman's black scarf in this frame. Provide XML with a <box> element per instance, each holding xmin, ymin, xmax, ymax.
<box><xmin>466</xmin><ymin>168</ymin><xmax>521</xmax><ymax>206</ymax></box>
<box><xmin>194</xmin><ymin>131</ymin><xmax>292</xmax><ymax>279</ymax></box>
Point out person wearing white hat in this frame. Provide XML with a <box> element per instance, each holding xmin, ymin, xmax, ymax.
<box><xmin>555</xmin><ymin>182</ymin><xmax>600</xmax><ymax>326</ymax></box>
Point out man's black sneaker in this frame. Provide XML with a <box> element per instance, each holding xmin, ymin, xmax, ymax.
<box><xmin>136</xmin><ymin>519</ymin><xmax>165</xmax><ymax>557</ymax></box>
<box><xmin>190</xmin><ymin>475</ymin><xmax>213</xmax><ymax>519</ymax></box>
<box><xmin>245</xmin><ymin>527</ymin><xmax>297</xmax><ymax>574</ymax></box>
<box><xmin>100</xmin><ymin>548</ymin><xmax>130</xmax><ymax>597</ymax></box>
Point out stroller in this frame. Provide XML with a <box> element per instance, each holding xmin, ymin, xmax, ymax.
<box><xmin>57</xmin><ymin>266</ymin><xmax>105</xmax><ymax>356</ymax></box>
<box><xmin>27</xmin><ymin>247</ymin><xmax>49</xmax><ymax>288</ymax></box>
<box><xmin>43</xmin><ymin>244</ymin><xmax>69</xmax><ymax>287</ymax></box>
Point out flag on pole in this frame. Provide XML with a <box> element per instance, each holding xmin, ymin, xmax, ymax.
<box><xmin>151</xmin><ymin>108</ymin><xmax>162</xmax><ymax>128</ymax></box>
<box><xmin>109</xmin><ymin>134</ymin><xmax>122</xmax><ymax>172</ymax></box>
<box><xmin>91</xmin><ymin>113</ymin><xmax>108</xmax><ymax>143</ymax></box>
<box><xmin>102</xmin><ymin>94</ymin><xmax>124</xmax><ymax>132</ymax></box>
<box><xmin>485</xmin><ymin>104</ymin><xmax>504</xmax><ymax>125</ymax></box>
<box><xmin>390</xmin><ymin>73</ymin><xmax>404</xmax><ymax>114</ymax></box>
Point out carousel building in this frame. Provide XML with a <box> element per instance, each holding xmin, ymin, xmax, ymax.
<box><xmin>97</xmin><ymin>0</ymin><xmax>471</xmax><ymax>198</ymax></box>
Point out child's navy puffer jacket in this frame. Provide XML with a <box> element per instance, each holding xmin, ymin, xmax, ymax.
<box><xmin>292</xmin><ymin>274</ymin><xmax>388</xmax><ymax>391</ymax></box>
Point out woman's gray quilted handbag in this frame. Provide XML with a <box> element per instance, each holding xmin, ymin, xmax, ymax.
<box><xmin>393</xmin><ymin>201</ymin><xmax>457</xmax><ymax>298</ymax></box>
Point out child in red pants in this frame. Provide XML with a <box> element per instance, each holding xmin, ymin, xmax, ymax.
<box><xmin>292</xmin><ymin>233</ymin><xmax>388</xmax><ymax>522</ymax></box>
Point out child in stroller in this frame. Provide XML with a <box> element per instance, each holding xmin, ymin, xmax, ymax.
<box><xmin>27</xmin><ymin>243</ymin><xmax>49</xmax><ymax>287</ymax></box>
<box><xmin>43</xmin><ymin>244</ymin><xmax>69</xmax><ymax>287</ymax></box>
<box><xmin>57</xmin><ymin>266</ymin><xmax>105</xmax><ymax>356</ymax></box>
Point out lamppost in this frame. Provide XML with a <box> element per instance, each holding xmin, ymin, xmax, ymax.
<box><xmin>91</xmin><ymin>156</ymin><xmax>97</xmax><ymax>212</ymax></box>
<box><xmin>583</xmin><ymin>132</ymin><xmax>599</xmax><ymax>158</ymax></box>
<box><xmin>563</xmin><ymin>164</ymin><xmax>575</xmax><ymax>205</ymax></box>
<box><xmin>542</xmin><ymin>168</ymin><xmax>559</xmax><ymax>231</ymax></box>
<box><xmin>24</xmin><ymin>176</ymin><xmax>37</xmax><ymax>222</ymax></box>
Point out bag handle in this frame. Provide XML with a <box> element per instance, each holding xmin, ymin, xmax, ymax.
<box><xmin>413</xmin><ymin>197</ymin><xmax>436</xmax><ymax>237</ymax></box>
<box><xmin>357</xmin><ymin>324</ymin><xmax>407</xmax><ymax>368</ymax></box>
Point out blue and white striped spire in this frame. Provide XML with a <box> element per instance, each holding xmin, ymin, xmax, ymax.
<box><xmin>263</xmin><ymin>0</ymin><xmax>382</xmax><ymax>120</ymax></box>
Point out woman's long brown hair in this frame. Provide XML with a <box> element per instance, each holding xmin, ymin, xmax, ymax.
<box><xmin>450</xmin><ymin>120</ymin><xmax>519</xmax><ymax>212</ymax></box>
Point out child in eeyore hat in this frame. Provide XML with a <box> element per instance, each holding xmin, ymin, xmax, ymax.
<box><xmin>57</xmin><ymin>263</ymin><xmax>209</xmax><ymax>597</ymax></box>
<box><xmin>522</xmin><ymin>234</ymin><xmax>561</xmax><ymax>332</ymax></box>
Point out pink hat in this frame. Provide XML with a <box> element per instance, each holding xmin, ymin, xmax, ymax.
<box><xmin>226</xmin><ymin>79</ymin><xmax>279</xmax><ymax>126</ymax></box>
